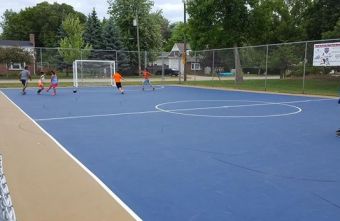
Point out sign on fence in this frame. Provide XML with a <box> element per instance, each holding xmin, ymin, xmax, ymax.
<box><xmin>313</xmin><ymin>42</ymin><xmax>340</xmax><ymax>66</ymax></box>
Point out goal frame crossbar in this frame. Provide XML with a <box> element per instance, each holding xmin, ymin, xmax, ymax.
<box><xmin>73</xmin><ymin>60</ymin><xmax>116</xmax><ymax>88</ymax></box>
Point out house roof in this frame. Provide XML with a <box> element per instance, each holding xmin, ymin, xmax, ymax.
<box><xmin>0</xmin><ymin>40</ymin><xmax>34</xmax><ymax>47</ymax></box>
<box><xmin>175</xmin><ymin>43</ymin><xmax>191</xmax><ymax>52</ymax></box>
<box><xmin>169</xmin><ymin>43</ymin><xmax>191</xmax><ymax>57</ymax></box>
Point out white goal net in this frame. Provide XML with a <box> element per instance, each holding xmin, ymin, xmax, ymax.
<box><xmin>73</xmin><ymin>60</ymin><xmax>116</xmax><ymax>88</ymax></box>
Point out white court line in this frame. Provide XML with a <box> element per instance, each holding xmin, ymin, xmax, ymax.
<box><xmin>36</xmin><ymin>110</ymin><xmax>160</xmax><ymax>121</ymax></box>
<box><xmin>158</xmin><ymin>98</ymin><xmax>335</xmax><ymax>112</ymax></box>
<box><xmin>155</xmin><ymin>99</ymin><xmax>303</xmax><ymax>118</ymax></box>
<box><xmin>0</xmin><ymin>91</ymin><xmax>143</xmax><ymax>221</ymax></box>
<box><xmin>34</xmin><ymin>98</ymin><xmax>334</xmax><ymax>121</ymax></box>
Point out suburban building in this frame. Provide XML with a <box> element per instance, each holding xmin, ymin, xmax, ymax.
<box><xmin>149</xmin><ymin>43</ymin><xmax>202</xmax><ymax>76</ymax></box>
<box><xmin>0</xmin><ymin>34</ymin><xmax>35</xmax><ymax>75</ymax></box>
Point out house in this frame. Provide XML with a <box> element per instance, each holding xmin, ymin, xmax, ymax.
<box><xmin>168</xmin><ymin>43</ymin><xmax>201</xmax><ymax>75</ymax></box>
<box><xmin>0</xmin><ymin>34</ymin><xmax>35</xmax><ymax>75</ymax></box>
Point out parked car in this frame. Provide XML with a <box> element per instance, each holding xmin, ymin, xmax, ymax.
<box><xmin>155</xmin><ymin>68</ymin><xmax>179</xmax><ymax>76</ymax></box>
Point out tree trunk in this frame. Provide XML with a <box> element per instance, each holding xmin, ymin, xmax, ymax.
<box><xmin>234</xmin><ymin>45</ymin><xmax>243</xmax><ymax>83</ymax></box>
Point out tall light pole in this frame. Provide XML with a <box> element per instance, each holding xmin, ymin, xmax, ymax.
<box><xmin>133</xmin><ymin>11</ymin><xmax>141</xmax><ymax>75</ymax></box>
<box><xmin>182</xmin><ymin>0</ymin><xmax>187</xmax><ymax>81</ymax></box>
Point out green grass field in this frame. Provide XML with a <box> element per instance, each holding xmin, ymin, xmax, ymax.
<box><xmin>1</xmin><ymin>78</ymin><xmax>339</xmax><ymax>97</ymax></box>
<box><xmin>182</xmin><ymin>78</ymin><xmax>340</xmax><ymax>97</ymax></box>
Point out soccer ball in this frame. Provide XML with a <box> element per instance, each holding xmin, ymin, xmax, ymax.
<box><xmin>336</xmin><ymin>129</ymin><xmax>340</xmax><ymax>137</ymax></box>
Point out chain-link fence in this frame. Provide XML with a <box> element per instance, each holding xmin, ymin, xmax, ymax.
<box><xmin>1</xmin><ymin>39</ymin><xmax>340</xmax><ymax>93</ymax></box>
<box><xmin>0</xmin><ymin>155</ymin><xmax>16</xmax><ymax>221</ymax></box>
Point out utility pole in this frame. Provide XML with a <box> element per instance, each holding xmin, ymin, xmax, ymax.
<box><xmin>134</xmin><ymin>10</ymin><xmax>141</xmax><ymax>75</ymax></box>
<box><xmin>183</xmin><ymin>0</ymin><xmax>187</xmax><ymax>81</ymax></box>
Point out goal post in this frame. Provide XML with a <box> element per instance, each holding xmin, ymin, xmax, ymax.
<box><xmin>73</xmin><ymin>60</ymin><xmax>116</xmax><ymax>89</ymax></box>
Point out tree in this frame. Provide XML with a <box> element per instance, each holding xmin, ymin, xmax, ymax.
<box><xmin>322</xmin><ymin>18</ymin><xmax>340</xmax><ymax>39</ymax></box>
<box><xmin>186</xmin><ymin>0</ymin><xmax>250</xmax><ymax>83</ymax></box>
<box><xmin>0</xmin><ymin>47</ymin><xmax>34</xmax><ymax>77</ymax></box>
<box><xmin>268</xmin><ymin>44</ymin><xmax>303</xmax><ymax>79</ymax></box>
<box><xmin>158</xmin><ymin>15</ymin><xmax>171</xmax><ymax>50</ymax></box>
<box><xmin>163</xmin><ymin>22</ymin><xmax>187</xmax><ymax>52</ymax></box>
<box><xmin>102</xmin><ymin>18</ymin><xmax>129</xmax><ymax>64</ymax></box>
<box><xmin>187</xmin><ymin>0</ymin><xmax>250</xmax><ymax>50</ymax></box>
<box><xmin>59</xmin><ymin>14</ymin><xmax>92</xmax><ymax>74</ymax></box>
<box><xmin>0</xmin><ymin>2</ymin><xmax>86</xmax><ymax>47</ymax></box>
<box><xmin>305</xmin><ymin>0</ymin><xmax>340</xmax><ymax>40</ymax></box>
<box><xmin>108</xmin><ymin>0</ymin><xmax>162</xmax><ymax>52</ymax></box>
<box><xmin>84</xmin><ymin>8</ymin><xmax>103</xmax><ymax>49</ymax></box>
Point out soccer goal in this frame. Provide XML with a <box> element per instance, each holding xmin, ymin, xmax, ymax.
<box><xmin>73</xmin><ymin>60</ymin><xmax>115</xmax><ymax>89</ymax></box>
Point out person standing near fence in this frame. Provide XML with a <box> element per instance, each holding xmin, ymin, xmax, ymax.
<box><xmin>113</xmin><ymin>70</ymin><xmax>124</xmax><ymax>94</ymax></box>
<box><xmin>142</xmin><ymin>69</ymin><xmax>155</xmax><ymax>91</ymax></box>
<box><xmin>18</xmin><ymin>66</ymin><xmax>32</xmax><ymax>95</ymax></box>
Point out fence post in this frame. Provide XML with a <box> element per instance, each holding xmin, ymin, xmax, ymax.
<box><xmin>161</xmin><ymin>53</ymin><xmax>165</xmax><ymax>82</ymax></box>
<box><xmin>265</xmin><ymin>45</ymin><xmax>269</xmax><ymax>91</ymax></box>
<box><xmin>115</xmin><ymin>50</ymin><xmax>118</xmax><ymax>68</ymax></box>
<box><xmin>194</xmin><ymin>51</ymin><xmax>197</xmax><ymax>81</ymax></box>
<box><xmin>212</xmin><ymin>49</ymin><xmax>215</xmax><ymax>80</ymax></box>
<box><xmin>144</xmin><ymin>51</ymin><xmax>147</xmax><ymax>70</ymax></box>
<box><xmin>40</xmin><ymin>48</ymin><xmax>43</xmax><ymax>73</ymax></box>
<box><xmin>302</xmin><ymin>42</ymin><xmax>308</xmax><ymax>94</ymax></box>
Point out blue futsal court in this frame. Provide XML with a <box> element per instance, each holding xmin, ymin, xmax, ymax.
<box><xmin>2</xmin><ymin>86</ymin><xmax>340</xmax><ymax>221</ymax></box>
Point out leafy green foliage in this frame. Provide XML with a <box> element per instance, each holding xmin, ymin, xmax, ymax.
<box><xmin>84</xmin><ymin>9</ymin><xmax>103</xmax><ymax>49</ymax></box>
<box><xmin>58</xmin><ymin>14</ymin><xmax>92</xmax><ymax>64</ymax></box>
<box><xmin>322</xmin><ymin>18</ymin><xmax>340</xmax><ymax>39</ymax></box>
<box><xmin>187</xmin><ymin>0</ymin><xmax>250</xmax><ymax>50</ymax></box>
<box><xmin>108</xmin><ymin>0</ymin><xmax>162</xmax><ymax>52</ymax></box>
<box><xmin>0</xmin><ymin>47</ymin><xmax>33</xmax><ymax>65</ymax></box>
<box><xmin>268</xmin><ymin>45</ymin><xmax>304</xmax><ymax>78</ymax></box>
<box><xmin>163</xmin><ymin>22</ymin><xmax>187</xmax><ymax>52</ymax></box>
<box><xmin>305</xmin><ymin>0</ymin><xmax>340</xmax><ymax>40</ymax></box>
<box><xmin>0</xmin><ymin>2</ymin><xmax>86</xmax><ymax>47</ymax></box>
<box><xmin>102</xmin><ymin>18</ymin><xmax>129</xmax><ymax>63</ymax></box>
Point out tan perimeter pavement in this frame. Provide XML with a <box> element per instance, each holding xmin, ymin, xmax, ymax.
<box><xmin>0</xmin><ymin>91</ymin><xmax>140</xmax><ymax>221</ymax></box>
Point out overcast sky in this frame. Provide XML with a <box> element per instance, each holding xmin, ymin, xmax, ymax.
<box><xmin>0</xmin><ymin>0</ymin><xmax>185</xmax><ymax>26</ymax></box>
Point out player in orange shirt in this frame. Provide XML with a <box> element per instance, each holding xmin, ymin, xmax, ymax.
<box><xmin>142</xmin><ymin>69</ymin><xmax>155</xmax><ymax>91</ymax></box>
<box><xmin>37</xmin><ymin>72</ymin><xmax>45</xmax><ymax>95</ymax></box>
<box><xmin>112</xmin><ymin>71</ymin><xmax>124</xmax><ymax>94</ymax></box>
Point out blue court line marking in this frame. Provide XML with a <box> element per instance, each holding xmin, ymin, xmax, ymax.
<box><xmin>0</xmin><ymin>91</ymin><xmax>143</xmax><ymax>221</ymax></box>
<box><xmin>34</xmin><ymin>98</ymin><xmax>334</xmax><ymax>121</ymax></box>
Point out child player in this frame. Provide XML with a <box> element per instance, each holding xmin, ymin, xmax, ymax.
<box><xmin>18</xmin><ymin>65</ymin><xmax>32</xmax><ymax>95</ymax></box>
<box><xmin>142</xmin><ymin>69</ymin><xmax>155</xmax><ymax>91</ymax></box>
<box><xmin>113</xmin><ymin>70</ymin><xmax>124</xmax><ymax>94</ymax></box>
<box><xmin>37</xmin><ymin>72</ymin><xmax>45</xmax><ymax>95</ymax></box>
<box><xmin>46</xmin><ymin>70</ymin><xmax>58</xmax><ymax>96</ymax></box>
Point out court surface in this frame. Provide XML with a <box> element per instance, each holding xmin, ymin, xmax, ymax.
<box><xmin>2</xmin><ymin>85</ymin><xmax>340</xmax><ymax>221</ymax></box>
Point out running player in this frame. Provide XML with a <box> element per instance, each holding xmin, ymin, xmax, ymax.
<box><xmin>113</xmin><ymin>70</ymin><xmax>124</xmax><ymax>94</ymax></box>
<box><xmin>18</xmin><ymin>66</ymin><xmax>32</xmax><ymax>95</ymax></box>
<box><xmin>142</xmin><ymin>69</ymin><xmax>155</xmax><ymax>91</ymax></box>
<box><xmin>37</xmin><ymin>72</ymin><xmax>45</xmax><ymax>95</ymax></box>
<box><xmin>46</xmin><ymin>70</ymin><xmax>58</xmax><ymax>96</ymax></box>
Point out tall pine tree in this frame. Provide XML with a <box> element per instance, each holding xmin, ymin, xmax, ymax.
<box><xmin>84</xmin><ymin>8</ymin><xmax>103</xmax><ymax>49</ymax></box>
<box><xmin>102</xmin><ymin>18</ymin><xmax>129</xmax><ymax>64</ymax></box>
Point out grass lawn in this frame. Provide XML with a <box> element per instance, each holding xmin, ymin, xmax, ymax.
<box><xmin>182</xmin><ymin>78</ymin><xmax>340</xmax><ymax>97</ymax></box>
